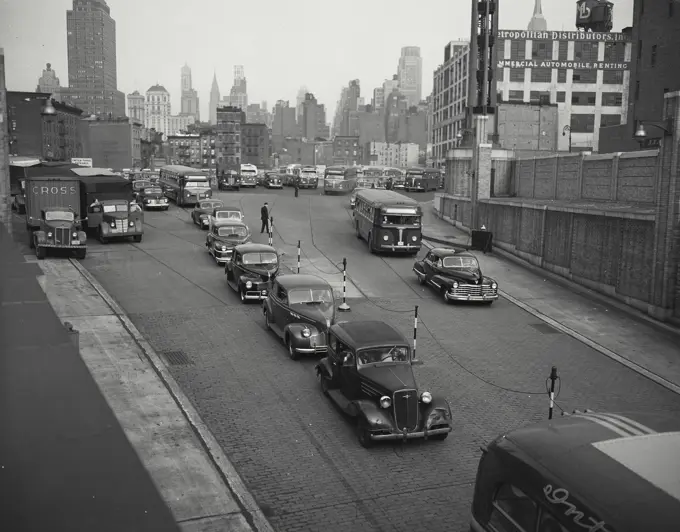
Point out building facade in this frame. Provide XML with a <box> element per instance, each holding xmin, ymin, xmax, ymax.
<box><xmin>180</xmin><ymin>64</ymin><xmax>200</xmax><ymax>121</ymax></box>
<box><xmin>127</xmin><ymin>91</ymin><xmax>145</xmax><ymax>123</ymax></box>
<box><xmin>241</xmin><ymin>123</ymin><xmax>270</xmax><ymax>167</ymax></box>
<box><xmin>168</xmin><ymin>115</ymin><xmax>195</xmax><ymax>135</ymax></box>
<box><xmin>227</xmin><ymin>65</ymin><xmax>248</xmax><ymax>111</ymax></box>
<box><xmin>365</xmin><ymin>141</ymin><xmax>419</xmax><ymax>167</ymax></box>
<box><xmin>209</xmin><ymin>73</ymin><xmax>220</xmax><ymax>125</ymax></box>
<box><xmin>215</xmin><ymin>106</ymin><xmax>244</xmax><ymax>170</ymax></box>
<box><xmin>167</xmin><ymin>133</ymin><xmax>201</xmax><ymax>166</ymax></box>
<box><xmin>144</xmin><ymin>85</ymin><xmax>171</xmax><ymax>137</ymax></box>
<box><xmin>272</xmin><ymin>100</ymin><xmax>297</xmax><ymax>137</ymax></box>
<box><xmin>63</xmin><ymin>0</ymin><xmax>125</xmax><ymax>117</ymax></box>
<box><xmin>496</xmin><ymin>29</ymin><xmax>632</xmax><ymax>152</ymax></box>
<box><xmin>599</xmin><ymin>0</ymin><xmax>680</xmax><ymax>152</ymax></box>
<box><xmin>36</xmin><ymin>63</ymin><xmax>61</xmax><ymax>97</ymax></box>
<box><xmin>397</xmin><ymin>47</ymin><xmax>423</xmax><ymax>107</ymax></box>
<box><xmin>301</xmin><ymin>93</ymin><xmax>327</xmax><ymax>140</ymax></box>
<box><xmin>80</xmin><ymin>116</ymin><xmax>143</xmax><ymax>169</ymax></box>
<box><xmin>332</xmin><ymin>136</ymin><xmax>361</xmax><ymax>166</ymax></box>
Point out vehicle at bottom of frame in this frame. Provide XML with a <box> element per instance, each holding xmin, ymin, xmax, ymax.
<box><xmin>315</xmin><ymin>320</ymin><xmax>452</xmax><ymax>448</ymax></box>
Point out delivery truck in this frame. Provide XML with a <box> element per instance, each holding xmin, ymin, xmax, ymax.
<box><xmin>12</xmin><ymin>161</ymin><xmax>80</xmax><ymax>214</ymax></box>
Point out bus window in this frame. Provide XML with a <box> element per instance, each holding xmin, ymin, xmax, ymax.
<box><xmin>382</xmin><ymin>215</ymin><xmax>420</xmax><ymax>226</ymax></box>
<box><xmin>489</xmin><ymin>484</ymin><xmax>538</xmax><ymax>532</ymax></box>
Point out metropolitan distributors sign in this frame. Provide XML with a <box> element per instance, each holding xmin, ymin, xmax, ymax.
<box><xmin>497</xmin><ymin>30</ymin><xmax>630</xmax><ymax>42</ymax></box>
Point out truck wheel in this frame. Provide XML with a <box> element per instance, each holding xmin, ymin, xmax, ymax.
<box><xmin>35</xmin><ymin>246</ymin><xmax>46</xmax><ymax>260</ymax></box>
<box><xmin>356</xmin><ymin>419</ymin><xmax>373</xmax><ymax>448</ymax></box>
<box><xmin>133</xmin><ymin>235</ymin><xmax>142</xmax><ymax>243</ymax></box>
<box><xmin>98</xmin><ymin>229</ymin><xmax>108</xmax><ymax>245</ymax></box>
<box><xmin>29</xmin><ymin>231</ymin><xmax>35</xmax><ymax>249</ymax></box>
<box><xmin>74</xmin><ymin>249</ymin><xmax>86</xmax><ymax>260</ymax></box>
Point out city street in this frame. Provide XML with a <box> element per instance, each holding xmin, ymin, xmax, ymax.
<box><xmin>19</xmin><ymin>187</ymin><xmax>680</xmax><ymax>532</ymax></box>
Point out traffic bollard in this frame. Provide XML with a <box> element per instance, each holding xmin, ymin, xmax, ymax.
<box><xmin>268</xmin><ymin>216</ymin><xmax>273</xmax><ymax>247</ymax></box>
<box><xmin>548</xmin><ymin>366</ymin><xmax>558</xmax><ymax>419</ymax></box>
<box><xmin>297</xmin><ymin>240</ymin><xmax>301</xmax><ymax>273</ymax></box>
<box><xmin>412</xmin><ymin>306</ymin><xmax>423</xmax><ymax>365</ymax></box>
<box><xmin>338</xmin><ymin>257</ymin><xmax>350</xmax><ymax>312</ymax></box>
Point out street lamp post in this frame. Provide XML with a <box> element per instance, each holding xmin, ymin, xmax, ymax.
<box><xmin>633</xmin><ymin>119</ymin><xmax>673</xmax><ymax>149</ymax></box>
<box><xmin>41</xmin><ymin>99</ymin><xmax>57</xmax><ymax>161</ymax></box>
<box><xmin>562</xmin><ymin>125</ymin><xmax>572</xmax><ymax>153</ymax></box>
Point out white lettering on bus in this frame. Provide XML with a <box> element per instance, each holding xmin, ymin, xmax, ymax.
<box><xmin>543</xmin><ymin>484</ymin><xmax>610</xmax><ymax>532</ymax></box>
<box><xmin>33</xmin><ymin>186</ymin><xmax>77</xmax><ymax>195</ymax></box>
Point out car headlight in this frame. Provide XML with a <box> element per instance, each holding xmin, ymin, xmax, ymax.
<box><xmin>412</xmin><ymin>236</ymin><xmax>417</xmax><ymax>241</ymax></box>
<box><xmin>47</xmin><ymin>232</ymin><xmax>53</xmax><ymax>237</ymax></box>
<box><xmin>383</xmin><ymin>235</ymin><xmax>389</xmax><ymax>241</ymax></box>
<box><xmin>301</xmin><ymin>327</ymin><xmax>311</xmax><ymax>338</ymax></box>
<box><xmin>110</xmin><ymin>222</ymin><xmax>116</xmax><ymax>228</ymax></box>
<box><xmin>221</xmin><ymin>245</ymin><xmax>227</xmax><ymax>251</ymax></box>
<box><xmin>245</xmin><ymin>281</ymin><xmax>253</xmax><ymax>289</ymax></box>
<box><xmin>420</xmin><ymin>392</ymin><xmax>432</xmax><ymax>404</ymax></box>
<box><xmin>72</xmin><ymin>232</ymin><xmax>77</xmax><ymax>237</ymax></box>
<box><xmin>380</xmin><ymin>396</ymin><xmax>391</xmax><ymax>409</ymax></box>
<box><xmin>452</xmin><ymin>281</ymin><xmax>459</xmax><ymax>289</ymax></box>
<box><xmin>129</xmin><ymin>221</ymin><xmax>134</xmax><ymax>227</ymax></box>
<box><xmin>491</xmin><ymin>282</ymin><xmax>498</xmax><ymax>289</ymax></box>
<box><xmin>186</xmin><ymin>192</ymin><xmax>191</xmax><ymax>196</ymax></box>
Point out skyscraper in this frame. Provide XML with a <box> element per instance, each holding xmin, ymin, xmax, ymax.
<box><xmin>62</xmin><ymin>0</ymin><xmax>125</xmax><ymax>116</ymax></box>
<box><xmin>180</xmin><ymin>63</ymin><xmax>200</xmax><ymax>121</ymax></box>
<box><xmin>209</xmin><ymin>73</ymin><xmax>220</xmax><ymax>125</ymax></box>
<box><xmin>527</xmin><ymin>0</ymin><xmax>547</xmax><ymax>31</ymax></box>
<box><xmin>127</xmin><ymin>90</ymin><xmax>145</xmax><ymax>123</ymax></box>
<box><xmin>227</xmin><ymin>65</ymin><xmax>248</xmax><ymax>111</ymax></box>
<box><xmin>397</xmin><ymin>47</ymin><xmax>423</xmax><ymax>107</ymax></box>
<box><xmin>36</xmin><ymin>63</ymin><xmax>61</xmax><ymax>97</ymax></box>
<box><xmin>296</xmin><ymin>86</ymin><xmax>308</xmax><ymax>125</ymax></box>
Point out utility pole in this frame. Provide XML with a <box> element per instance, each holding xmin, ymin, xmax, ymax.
<box><xmin>0</xmin><ymin>48</ymin><xmax>12</xmax><ymax>237</ymax></box>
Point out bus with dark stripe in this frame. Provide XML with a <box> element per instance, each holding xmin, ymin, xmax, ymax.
<box><xmin>352</xmin><ymin>189</ymin><xmax>422</xmax><ymax>254</ymax></box>
<box><xmin>383</xmin><ymin>167</ymin><xmax>406</xmax><ymax>189</ymax></box>
<box><xmin>404</xmin><ymin>167</ymin><xmax>441</xmax><ymax>192</ymax></box>
<box><xmin>323</xmin><ymin>166</ymin><xmax>358</xmax><ymax>195</ymax></box>
<box><xmin>159</xmin><ymin>165</ymin><xmax>212</xmax><ymax>206</ymax></box>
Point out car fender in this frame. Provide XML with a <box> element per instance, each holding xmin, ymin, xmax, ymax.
<box><xmin>284</xmin><ymin>322</ymin><xmax>320</xmax><ymax>345</ymax></box>
<box><xmin>354</xmin><ymin>399</ymin><xmax>394</xmax><ymax>428</ymax></box>
<box><xmin>237</xmin><ymin>274</ymin><xmax>259</xmax><ymax>287</ymax></box>
<box><xmin>431</xmin><ymin>274</ymin><xmax>452</xmax><ymax>289</ymax></box>
<box><xmin>34</xmin><ymin>230</ymin><xmax>46</xmax><ymax>244</ymax></box>
<box><xmin>422</xmin><ymin>397</ymin><xmax>453</xmax><ymax>427</ymax></box>
<box><xmin>263</xmin><ymin>297</ymin><xmax>273</xmax><ymax>317</ymax></box>
<box><xmin>315</xmin><ymin>358</ymin><xmax>333</xmax><ymax>378</ymax></box>
<box><xmin>413</xmin><ymin>261</ymin><xmax>425</xmax><ymax>274</ymax></box>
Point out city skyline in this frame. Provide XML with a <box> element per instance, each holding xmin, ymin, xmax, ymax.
<box><xmin>2</xmin><ymin>0</ymin><xmax>634</xmax><ymax>120</ymax></box>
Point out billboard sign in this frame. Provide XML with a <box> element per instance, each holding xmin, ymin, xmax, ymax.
<box><xmin>497</xmin><ymin>59</ymin><xmax>629</xmax><ymax>70</ymax></box>
<box><xmin>71</xmin><ymin>157</ymin><xmax>93</xmax><ymax>167</ymax></box>
<box><xmin>497</xmin><ymin>30</ymin><xmax>629</xmax><ymax>43</ymax></box>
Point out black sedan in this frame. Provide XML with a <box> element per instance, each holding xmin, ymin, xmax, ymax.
<box><xmin>225</xmin><ymin>243</ymin><xmax>279</xmax><ymax>303</ymax></box>
<box><xmin>264</xmin><ymin>173</ymin><xmax>283</xmax><ymax>189</ymax></box>
<box><xmin>191</xmin><ymin>199</ymin><xmax>224</xmax><ymax>229</ymax></box>
<box><xmin>413</xmin><ymin>247</ymin><xmax>498</xmax><ymax>304</ymax></box>
<box><xmin>137</xmin><ymin>186</ymin><xmax>169</xmax><ymax>210</ymax></box>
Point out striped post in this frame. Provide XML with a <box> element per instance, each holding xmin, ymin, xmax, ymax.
<box><xmin>338</xmin><ymin>257</ymin><xmax>350</xmax><ymax>312</ymax></box>
<box><xmin>413</xmin><ymin>305</ymin><xmax>418</xmax><ymax>360</ymax></box>
<box><xmin>297</xmin><ymin>240</ymin><xmax>301</xmax><ymax>273</ymax></box>
<box><xmin>548</xmin><ymin>366</ymin><xmax>558</xmax><ymax>420</ymax></box>
<box><xmin>268</xmin><ymin>216</ymin><xmax>273</xmax><ymax>247</ymax></box>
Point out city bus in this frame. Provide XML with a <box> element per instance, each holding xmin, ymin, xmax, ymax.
<box><xmin>352</xmin><ymin>189</ymin><xmax>422</xmax><ymax>254</ymax></box>
<box><xmin>284</xmin><ymin>164</ymin><xmax>302</xmax><ymax>186</ymax></box>
<box><xmin>383</xmin><ymin>167</ymin><xmax>405</xmax><ymax>189</ymax></box>
<box><xmin>404</xmin><ymin>167</ymin><xmax>441</xmax><ymax>192</ymax></box>
<box><xmin>159</xmin><ymin>165</ymin><xmax>212</xmax><ymax>207</ymax></box>
<box><xmin>361</xmin><ymin>166</ymin><xmax>387</xmax><ymax>189</ymax></box>
<box><xmin>240</xmin><ymin>163</ymin><xmax>258</xmax><ymax>188</ymax></box>
<box><xmin>299</xmin><ymin>165</ymin><xmax>319</xmax><ymax>189</ymax></box>
<box><xmin>323</xmin><ymin>166</ymin><xmax>359</xmax><ymax>195</ymax></box>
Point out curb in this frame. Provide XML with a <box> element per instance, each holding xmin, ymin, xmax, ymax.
<box><xmin>69</xmin><ymin>259</ymin><xmax>275</xmax><ymax>532</ymax></box>
<box><xmin>422</xmin><ymin>234</ymin><xmax>471</xmax><ymax>250</ymax></box>
<box><xmin>421</xmin><ymin>240</ymin><xmax>680</xmax><ymax>396</ymax></box>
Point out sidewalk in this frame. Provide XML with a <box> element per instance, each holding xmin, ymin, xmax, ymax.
<box><xmin>1</xmin><ymin>225</ymin><xmax>273</xmax><ymax>531</ymax></box>
<box><xmin>420</xmin><ymin>203</ymin><xmax>680</xmax><ymax>395</ymax></box>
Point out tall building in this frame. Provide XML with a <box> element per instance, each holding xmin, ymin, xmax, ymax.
<box><xmin>296</xmin><ymin>86</ymin><xmax>308</xmax><ymax>125</ymax></box>
<box><xmin>215</xmin><ymin>106</ymin><xmax>244</xmax><ymax>170</ymax></box>
<box><xmin>241</xmin><ymin>123</ymin><xmax>270</xmax><ymax>167</ymax></box>
<box><xmin>227</xmin><ymin>65</ymin><xmax>248</xmax><ymax>111</ymax></box>
<box><xmin>36</xmin><ymin>63</ymin><xmax>61</xmax><ymax>97</ymax></box>
<box><xmin>600</xmin><ymin>0</ymin><xmax>680</xmax><ymax>152</ymax></box>
<box><xmin>272</xmin><ymin>100</ymin><xmax>297</xmax><ymax>137</ymax></box>
<box><xmin>145</xmin><ymin>85</ymin><xmax>171</xmax><ymax>137</ymax></box>
<box><xmin>62</xmin><ymin>0</ymin><xmax>125</xmax><ymax>117</ymax></box>
<box><xmin>527</xmin><ymin>0</ymin><xmax>547</xmax><ymax>32</ymax></box>
<box><xmin>397</xmin><ymin>46</ymin><xmax>423</xmax><ymax>107</ymax></box>
<box><xmin>301</xmin><ymin>93</ymin><xmax>327</xmax><ymax>140</ymax></box>
<box><xmin>372</xmin><ymin>87</ymin><xmax>385</xmax><ymax>111</ymax></box>
<box><xmin>209</xmin><ymin>73</ymin><xmax>220</xmax><ymax>125</ymax></box>
<box><xmin>127</xmin><ymin>91</ymin><xmax>145</xmax><ymax>123</ymax></box>
<box><xmin>246</xmin><ymin>103</ymin><xmax>268</xmax><ymax>124</ymax></box>
<box><xmin>180</xmin><ymin>63</ymin><xmax>200</xmax><ymax>120</ymax></box>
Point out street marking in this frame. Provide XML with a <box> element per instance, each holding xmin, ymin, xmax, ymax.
<box><xmin>421</xmin><ymin>240</ymin><xmax>680</xmax><ymax>396</ymax></box>
<box><xmin>69</xmin><ymin>259</ymin><xmax>275</xmax><ymax>532</ymax></box>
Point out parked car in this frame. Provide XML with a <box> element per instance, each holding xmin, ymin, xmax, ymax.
<box><xmin>137</xmin><ymin>185</ymin><xmax>169</xmax><ymax>210</ymax></box>
<box><xmin>316</xmin><ymin>320</ymin><xmax>452</xmax><ymax>447</ymax></box>
<box><xmin>191</xmin><ymin>199</ymin><xmax>224</xmax><ymax>228</ymax></box>
<box><xmin>263</xmin><ymin>274</ymin><xmax>335</xmax><ymax>360</ymax></box>
<box><xmin>218</xmin><ymin>170</ymin><xmax>240</xmax><ymax>191</ymax></box>
<box><xmin>225</xmin><ymin>243</ymin><xmax>279</xmax><ymax>303</ymax></box>
<box><xmin>205</xmin><ymin>219</ymin><xmax>251</xmax><ymax>265</ymax></box>
<box><xmin>412</xmin><ymin>247</ymin><xmax>498</xmax><ymax>304</ymax></box>
<box><xmin>264</xmin><ymin>173</ymin><xmax>283</xmax><ymax>189</ymax></box>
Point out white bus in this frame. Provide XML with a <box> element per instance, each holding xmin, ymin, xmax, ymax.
<box><xmin>159</xmin><ymin>165</ymin><xmax>212</xmax><ymax>207</ymax></box>
<box><xmin>240</xmin><ymin>163</ymin><xmax>258</xmax><ymax>187</ymax></box>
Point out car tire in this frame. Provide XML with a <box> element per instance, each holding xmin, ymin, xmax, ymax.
<box><xmin>367</xmin><ymin>232</ymin><xmax>375</xmax><ymax>254</ymax></box>
<box><xmin>287</xmin><ymin>337</ymin><xmax>300</xmax><ymax>361</ymax></box>
<box><xmin>99</xmin><ymin>229</ymin><xmax>108</xmax><ymax>245</ymax></box>
<box><xmin>264</xmin><ymin>309</ymin><xmax>271</xmax><ymax>330</ymax></box>
<box><xmin>319</xmin><ymin>373</ymin><xmax>330</xmax><ymax>396</ymax></box>
<box><xmin>417</xmin><ymin>271</ymin><xmax>425</xmax><ymax>285</ymax></box>
<box><xmin>356</xmin><ymin>419</ymin><xmax>373</xmax><ymax>448</ymax></box>
<box><xmin>133</xmin><ymin>235</ymin><xmax>142</xmax><ymax>243</ymax></box>
<box><xmin>74</xmin><ymin>249</ymin><xmax>86</xmax><ymax>260</ymax></box>
<box><xmin>239</xmin><ymin>285</ymin><xmax>247</xmax><ymax>304</ymax></box>
<box><xmin>29</xmin><ymin>231</ymin><xmax>35</xmax><ymax>249</ymax></box>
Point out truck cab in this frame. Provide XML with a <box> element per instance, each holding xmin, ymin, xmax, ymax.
<box><xmin>33</xmin><ymin>206</ymin><xmax>87</xmax><ymax>260</ymax></box>
<box><xmin>89</xmin><ymin>199</ymin><xmax>144</xmax><ymax>244</ymax></box>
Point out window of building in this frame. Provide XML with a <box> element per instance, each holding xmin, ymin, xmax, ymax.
<box><xmin>570</xmin><ymin>114</ymin><xmax>595</xmax><ymax>133</ymax></box>
<box><xmin>532</xmin><ymin>41</ymin><xmax>552</xmax><ymax>60</ymax></box>
<box><xmin>510</xmin><ymin>68</ymin><xmax>525</xmax><ymax>82</ymax></box>
<box><xmin>603</xmin><ymin>42</ymin><xmax>625</xmax><ymax>63</ymax></box>
<box><xmin>531</xmin><ymin>68</ymin><xmax>552</xmax><ymax>83</ymax></box>
<box><xmin>651</xmin><ymin>45</ymin><xmax>657</xmax><ymax>67</ymax></box>
<box><xmin>603</xmin><ymin>70</ymin><xmax>624</xmax><ymax>84</ymax></box>
<box><xmin>572</xmin><ymin>69</ymin><xmax>597</xmax><ymax>84</ymax></box>
<box><xmin>572</xmin><ymin>92</ymin><xmax>596</xmax><ymax>105</ymax></box>
<box><xmin>558</xmin><ymin>41</ymin><xmax>569</xmax><ymax>61</ymax></box>
<box><xmin>574</xmin><ymin>42</ymin><xmax>599</xmax><ymax>63</ymax></box>
<box><xmin>510</xmin><ymin>40</ymin><xmax>526</xmax><ymax>60</ymax></box>
<box><xmin>600</xmin><ymin>114</ymin><xmax>622</xmax><ymax>127</ymax></box>
<box><xmin>601</xmin><ymin>92</ymin><xmax>623</xmax><ymax>106</ymax></box>
<box><xmin>557</xmin><ymin>69</ymin><xmax>567</xmax><ymax>83</ymax></box>
<box><xmin>556</xmin><ymin>91</ymin><xmax>566</xmax><ymax>103</ymax></box>
<box><xmin>508</xmin><ymin>90</ymin><xmax>524</xmax><ymax>101</ymax></box>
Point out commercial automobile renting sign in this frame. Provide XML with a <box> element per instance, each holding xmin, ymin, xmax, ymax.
<box><xmin>497</xmin><ymin>59</ymin><xmax>629</xmax><ymax>70</ymax></box>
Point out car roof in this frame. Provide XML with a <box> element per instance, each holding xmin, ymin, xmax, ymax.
<box><xmin>492</xmin><ymin>411</ymin><xmax>680</xmax><ymax>529</ymax></box>
<box><xmin>276</xmin><ymin>274</ymin><xmax>331</xmax><ymax>290</ymax></box>
<box><xmin>234</xmin><ymin>243</ymin><xmax>276</xmax><ymax>253</ymax></box>
<box><xmin>428</xmin><ymin>247</ymin><xmax>474</xmax><ymax>258</ymax></box>
<box><xmin>331</xmin><ymin>320</ymin><xmax>408</xmax><ymax>349</ymax></box>
<box><xmin>213</xmin><ymin>219</ymin><xmax>246</xmax><ymax>227</ymax></box>
<box><xmin>214</xmin><ymin>205</ymin><xmax>242</xmax><ymax>211</ymax></box>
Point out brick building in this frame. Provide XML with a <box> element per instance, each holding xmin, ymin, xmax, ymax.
<box><xmin>6</xmin><ymin>91</ymin><xmax>85</xmax><ymax>161</ymax></box>
<box><xmin>167</xmin><ymin>133</ymin><xmax>201</xmax><ymax>166</ymax></box>
<box><xmin>80</xmin><ymin>116</ymin><xmax>144</xmax><ymax>169</ymax></box>
<box><xmin>332</xmin><ymin>136</ymin><xmax>361</xmax><ymax>166</ymax></box>
<box><xmin>215</xmin><ymin>106</ymin><xmax>244</xmax><ymax>170</ymax></box>
<box><xmin>241</xmin><ymin>123</ymin><xmax>270</xmax><ymax>168</ymax></box>
<box><xmin>599</xmin><ymin>0</ymin><xmax>680</xmax><ymax>152</ymax></box>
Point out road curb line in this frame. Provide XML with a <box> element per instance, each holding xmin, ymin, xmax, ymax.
<box><xmin>421</xmin><ymin>240</ymin><xmax>680</xmax><ymax>396</ymax></box>
<box><xmin>69</xmin><ymin>259</ymin><xmax>275</xmax><ymax>532</ymax></box>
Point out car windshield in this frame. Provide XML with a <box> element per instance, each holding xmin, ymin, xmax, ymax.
<box><xmin>357</xmin><ymin>345</ymin><xmax>410</xmax><ymax>366</ymax></box>
<box><xmin>144</xmin><ymin>187</ymin><xmax>162</xmax><ymax>194</ymax></box>
<box><xmin>103</xmin><ymin>204</ymin><xmax>128</xmax><ymax>213</ymax></box>
<box><xmin>382</xmin><ymin>215</ymin><xmax>420</xmax><ymax>226</ymax></box>
<box><xmin>45</xmin><ymin>210</ymin><xmax>74</xmax><ymax>221</ymax></box>
<box><xmin>185</xmin><ymin>180</ymin><xmax>209</xmax><ymax>189</ymax></box>
<box><xmin>200</xmin><ymin>201</ymin><xmax>221</xmax><ymax>210</ymax></box>
<box><xmin>217</xmin><ymin>225</ymin><xmax>247</xmax><ymax>237</ymax></box>
<box><xmin>242</xmin><ymin>252</ymin><xmax>278</xmax><ymax>267</ymax></box>
<box><xmin>442</xmin><ymin>256</ymin><xmax>479</xmax><ymax>269</ymax></box>
<box><xmin>133</xmin><ymin>181</ymin><xmax>150</xmax><ymax>190</ymax></box>
<box><xmin>216</xmin><ymin>211</ymin><xmax>241</xmax><ymax>220</ymax></box>
<box><xmin>301</xmin><ymin>171</ymin><xmax>316</xmax><ymax>177</ymax></box>
<box><xmin>242</xmin><ymin>170</ymin><xmax>257</xmax><ymax>176</ymax></box>
<box><xmin>288</xmin><ymin>288</ymin><xmax>334</xmax><ymax>308</ymax></box>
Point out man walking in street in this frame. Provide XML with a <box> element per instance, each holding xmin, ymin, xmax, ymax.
<box><xmin>294</xmin><ymin>176</ymin><xmax>300</xmax><ymax>198</ymax></box>
<box><xmin>260</xmin><ymin>202</ymin><xmax>270</xmax><ymax>233</ymax></box>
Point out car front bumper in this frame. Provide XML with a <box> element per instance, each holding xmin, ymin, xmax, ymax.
<box><xmin>293</xmin><ymin>332</ymin><xmax>328</xmax><ymax>354</ymax></box>
<box><xmin>267</xmin><ymin>184</ymin><xmax>283</xmax><ymax>188</ymax></box>
<box><xmin>380</xmin><ymin>243</ymin><xmax>421</xmax><ymax>251</ymax></box>
<box><xmin>37</xmin><ymin>243</ymin><xmax>87</xmax><ymax>249</ymax></box>
<box><xmin>371</xmin><ymin>426</ymin><xmax>452</xmax><ymax>441</ymax></box>
<box><xmin>444</xmin><ymin>291</ymin><xmax>499</xmax><ymax>302</ymax></box>
<box><xmin>243</xmin><ymin>288</ymin><xmax>268</xmax><ymax>300</ymax></box>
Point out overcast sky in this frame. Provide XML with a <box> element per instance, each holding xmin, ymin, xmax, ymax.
<box><xmin>1</xmin><ymin>0</ymin><xmax>633</xmax><ymax>119</ymax></box>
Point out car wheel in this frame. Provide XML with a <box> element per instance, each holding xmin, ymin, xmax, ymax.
<box><xmin>28</xmin><ymin>231</ymin><xmax>35</xmax><ymax>249</ymax></box>
<box><xmin>133</xmin><ymin>235</ymin><xmax>142</xmax><ymax>243</ymax></box>
<box><xmin>35</xmin><ymin>245</ymin><xmax>46</xmax><ymax>260</ymax></box>
<box><xmin>319</xmin><ymin>373</ymin><xmax>330</xmax><ymax>396</ymax></box>
<box><xmin>442</xmin><ymin>288</ymin><xmax>450</xmax><ymax>304</ymax></box>
<box><xmin>74</xmin><ymin>249</ymin><xmax>86</xmax><ymax>260</ymax></box>
<box><xmin>356</xmin><ymin>419</ymin><xmax>373</xmax><ymax>448</ymax></box>
<box><xmin>368</xmin><ymin>232</ymin><xmax>375</xmax><ymax>254</ymax></box>
<box><xmin>99</xmin><ymin>229</ymin><xmax>108</xmax><ymax>245</ymax></box>
<box><xmin>264</xmin><ymin>309</ymin><xmax>271</xmax><ymax>330</ymax></box>
<box><xmin>287</xmin><ymin>337</ymin><xmax>300</xmax><ymax>361</ymax></box>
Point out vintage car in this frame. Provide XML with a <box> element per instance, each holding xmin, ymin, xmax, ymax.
<box><xmin>218</xmin><ymin>170</ymin><xmax>240</xmax><ymax>191</ymax></box>
<box><xmin>225</xmin><ymin>243</ymin><xmax>279</xmax><ymax>303</ymax></box>
<box><xmin>264</xmin><ymin>173</ymin><xmax>283</xmax><ymax>189</ymax></box>
<box><xmin>32</xmin><ymin>206</ymin><xmax>88</xmax><ymax>260</ymax></box>
<box><xmin>205</xmin><ymin>219</ymin><xmax>250</xmax><ymax>265</ymax></box>
<box><xmin>93</xmin><ymin>199</ymin><xmax>144</xmax><ymax>244</ymax></box>
<box><xmin>208</xmin><ymin>205</ymin><xmax>243</xmax><ymax>230</ymax></box>
<box><xmin>137</xmin><ymin>185</ymin><xmax>168</xmax><ymax>210</ymax></box>
<box><xmin>315</xmin><ymin>320</ymin><xmax>452</xmax><ymax>448</ymax></box>
<box><xmin>263</xmin><ymin>274</ymin><xmax>335</xmax><ymax>360</ymax></box>
<box><xmin>131</xmin><ymin>179</ymin><xmax>152</xmax><ymax>200</ymax></box>
<box><xmin>191</xmin><ymin>199</ymin><xmax>224</xmax><ymax>228</ymax></box>
<box><xmin>256</xmin><ymin>172</ymin><xmax>266</xmax><ymax>186</ymax></box>
<box><xmin>413</xmin><ymin>247</ymin><xmax>498</xmax><ymax>304</ymax></box>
